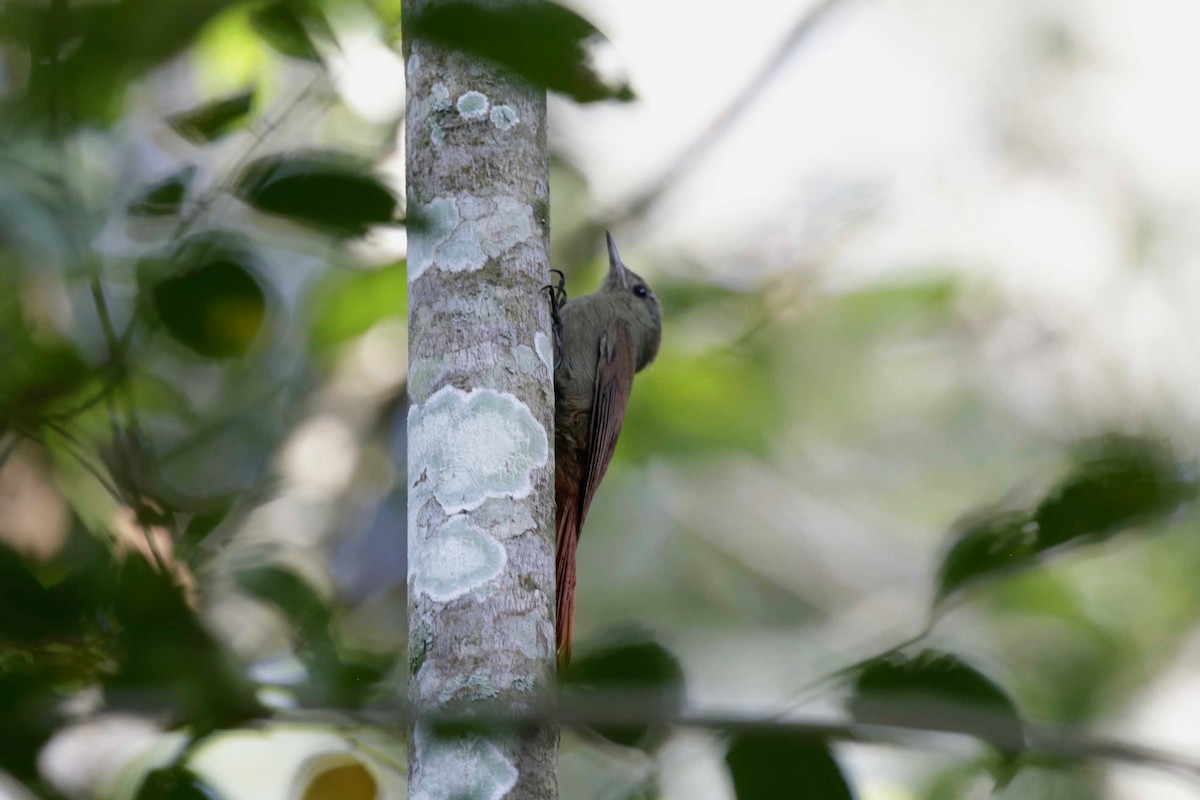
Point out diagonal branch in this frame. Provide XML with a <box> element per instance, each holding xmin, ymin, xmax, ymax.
<box><xmin>559</xmin><ymin>0</ymin><xmax>853</xmax><ymax>264</ymax></box>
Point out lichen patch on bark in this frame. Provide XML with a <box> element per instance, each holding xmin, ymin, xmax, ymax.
<box><xmin>411</xmin><ymin>724</ymin><xmax>518</xmax><ymax>800</ymax></box>
<box><xmin>408</xmin><ymin>385</ymin><xmax>548</xmax><ymax>514</ymax></box>
<box><xmin>407</xmin><ymin>195</ymin><xmax>536</xmax><ymax>281</ymax></box>
<box><xmin>412</xmin><ymin>516</ymin><xmax>507</xmax><ymax>602</ymax></box>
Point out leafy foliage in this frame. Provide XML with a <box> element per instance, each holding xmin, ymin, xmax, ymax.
<box><xmin>561</xmin><ymin>634</ymin><xmax>683</xmax><ymax>750</ymax></box>
<box><xmin>234</xmin><ymin>152</ymin><xmax>399</xmax><ymax>236</ymax></box>
<box><xmin>850</xmin><ymin>649</ymin><xmax>1025</xmax><ymax>762</ymax></box>
<box><xmin>250</xmin><ymin>0</ymin><xmax>335</xmax><ymax>62</ymax></box>
<box><xmin>407</xmin><ymin>1</ymin><xmax>635</xmax><ymax>103</ymax></box>
<box><xmin>143</xmin><ymin>233</ymin><xmax>268</xmax><ymax>359</ymax></box>
<box><xmin>937</xmin><ymin>435</ymin><xmax>1196</xmax><ymax>602</ymax></box>
<box><xmin>169</xmin><ymin>92</ymin><xmax>256</xmax><ymax>143</ymax></box>
<box><xmin>0</xmin><ymin>0</ymin><xmax>238</xmax><ymax>126</ymax></box>
<box><xmin>235</xmin><ymin>563</ymin><xmax>395</xmax><ymax>708</ymax></box>
<box><xmin>725</xmin><ymin>732</ymin><xmax>854</xmax><ymax>800</ymax></box>
<box><xmin>134</xmin><ymin>767</ymin><xmax>221</xmax><ymax>800</ymax></box>
<box><xmin>128</xmin><ymin>166</ymin><xmax>198</xmax><ymax>217</ymax></box>
<box><xmin>308</xmin><ymin>261</ymin><xmax>407</xmax><ymax>352</ymax></box>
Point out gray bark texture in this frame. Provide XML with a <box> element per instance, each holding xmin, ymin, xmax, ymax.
<box><xmin>403</xmin><ymin>2</ymin><xmax>559</xmax><ymax>798</ymax></box>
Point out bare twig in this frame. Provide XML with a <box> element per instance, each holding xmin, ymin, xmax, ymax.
<box><xmin>367</xmin><ymin>699</ymin><xmax>1200</xmax><ymax>787</ymax></box>
<box><xmin>559</xmin><ymin>0</ymin><xmax>852</xmax><ymax>263</ymax></box>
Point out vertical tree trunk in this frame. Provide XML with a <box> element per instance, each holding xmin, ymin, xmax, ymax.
<box><xmin>403</xmin><ymin>2</ymin><xmax>558</xmax><ymax>798</ymax></box>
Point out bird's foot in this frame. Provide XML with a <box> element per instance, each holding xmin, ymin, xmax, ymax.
<box><xmin>542</xmin><ymin>268</ymin><xmax>567</xmax><ymax>365</ymax></box>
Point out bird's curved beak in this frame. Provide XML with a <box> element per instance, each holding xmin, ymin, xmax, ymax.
<box><xmin>606</xmin><ymin>230</ymin><xmax>628</xmax><ymax>289</ymax></box>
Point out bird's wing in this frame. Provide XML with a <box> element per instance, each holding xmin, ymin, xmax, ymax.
<box><xmin>556</xmin><ymin>321</ymin><xmax>636</xmax><ymax>666</ymax></box>
<box><xmin>578</xmin><ymin>322</ymin><xmax>637</xmax><ymax>532</ymax></box>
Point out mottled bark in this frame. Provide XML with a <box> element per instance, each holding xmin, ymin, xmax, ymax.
<box><xmin>403</xmin><ymin>2</ymin><xmax>558</xmax><ymax>798</ymax></box>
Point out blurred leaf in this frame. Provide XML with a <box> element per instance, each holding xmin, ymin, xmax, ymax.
<box><xmin>0</xmin><ymin>542</ymin><xmax>87</xmax><ymax>644</ymax></box>
<box><xmin>234</xmin><ymin>151</ymin><xmax>398</xmax><ymax>236</ymax></box>
<box><xmin>135</xmin><ymin>767</ymin><xmax>220</xmax><ymax>800</ymax></box>
<box><xmin>236</xmin><ymin>563</ymin><xmax>394</xmax><ymax>708</ymax></box>
<box><xmin>619</xmin><ymin>346</ymin><xmax>781</xmax><ymax>461</ymax></box>
<box><xmin>408</xmin><ymin>1</ymin><xmax>634</xmax><ymax>103</ymax></box>
<box><xmin>128</xmin><ymin>166</ymin><xmax>197</xmax><ymax>217</ymax></box>
<box><xmin>936</xmin><ymin>509</ymin><xmax>1039</xmax><ymax>605</ymax></box>
<box><xmin>107</xmin><ymin>556</ymin><xmax>262</xmax><ymax>728</ymax></box>
<box><xmin>146</xmin><ymin>233</ymin><xmax>267</xmax><ymax>359</ymax></box>
<box><xmin>0</xmin><ymin>338</ymin><xmax>90</xmax><ymax>421</ymax></box>
<box><xmin>181</xmin><ymin>496</ymin><xmax>238</xmax><ymax>553</ymax></box>
<box><xmin>169</xmin><ymin>91</ymin><xmax>255</xmax><ymax>143</ymax></box>
<box><xmin>0</xmin><ymin>0</ymin><xmax>238</xmax><ymax>126</ymax></box>
<box><xmin>235</xmin><ymin>564</ymin><xmax>331</xmax><ymax>639</ymax></box>
<box><xmin>250</xmin><ymin>0</ymin><xmax>335</xmax><ymax>61</ymax></box>
<box><xmin>1035</xmin><ymin>435</ymin><xmax>1195</xmax><ymax>547</ymax></box>
<box><xmin>725</xmin><ymin>732</ymin><xmax>853</xmax><ymax>800</ymax></box>
<box><xmin>0</xmin><ymin>658</ymin><xmax>62</xmax><ymax>782</ymax></box>
<box><xmin>850</xmin><ymin>649</ymin><xmax>1025</xmax><ymax>760</ymax></box>
<box><xmin>561</xmin><ymin>633</ymin><xmax>683</xmax><ymax>750</ymax></box>
<box><xmin>936</xmin><ymin>436</ymin><xmax>1195</xmax><ymax>603</ymax></box>
<box><xmin>309</xmin><ymin>261</ymin><xmax>406</xmax><ymax>350</ymax></box>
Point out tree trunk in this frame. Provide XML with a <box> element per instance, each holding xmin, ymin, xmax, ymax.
<box><xmin>403</xmin><ymin>2</ymin><xmax>558</xmax><ymax>798</ymax></box>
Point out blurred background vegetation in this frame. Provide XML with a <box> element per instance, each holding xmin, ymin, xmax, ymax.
<box><xmin>4</xmin><ymin>0</ymin><xmax>1200</xmax><ymax>798</ymax></box>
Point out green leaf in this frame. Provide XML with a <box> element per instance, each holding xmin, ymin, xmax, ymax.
<box><xmin>850</xmin><ymin>649</ymin><xmax>1025</xmax><ymax>756</ymax></box>
<box><xmin>108</xmin><ymin>556</ymin><xmax>263</xmax><ymax>728</ymax></box>
<box><xmin>181</xmin><ymin>495</ymin><xmax>238</xmax><ymax>552</ymax></box>
<box><xmin>407</xmin><ymin>1</ymin><xmax>635</xmax><ymax>103</ymax></box>
<box><xmin>725</xmin><ymin>732</ymin><xmax>853</xmax><ymax>800</ymax></box>
<box><xmin>309</xmin><ymin>261</ymin><xmax>406</xmax><ymax>351</ymax></box>
<box><xmin>235</xmin><ymin>564</ymin><xmax>331</xmax><ymax>639</ymax></box>
<box><xmin>235</xmin><ymin>562</ymin><xmax>394</xmax><ymax>708</ymax></box>
<box><xmin>135</xmin><ymin>767</ymin><xmax>221</xmax><ymax>800</ymax></box>
<box><xmin>0</xmin><ymin>660</ymin><xmax>63</xmax><ymax>782</ymax></box>
<box><xmin>0</xmin><ymin>0</ymin><xmax>239</xmax><ymax>126</ymax></box>
<box><xmin>0</xmin><ymin>541</ymin><xmax>85</xmax><ymax>643</ymax></box>
<box><xmin>234</xmin><ymin>152</ymin><xmax>398</xmax><ymax>236</ymax></box>
<box><xmin>935</xmin><ymin>508</ymin><xmax>1040</xmax><ymax>604</ymax></box>
<box><xmin>618</xmin><ymin>346</ymin><xmax>782</xmax><ymax>461</ymax></box>
<box><xmin>935</xmin><ymin>435</ymin><xmax>1196</xmax><ymax>603</ymax></box>
<box><xmin>561</xmin><ymin>633</ymin><xmax>683</xmax><ymax>750</ymax></box>
<box><xmin>169</xmin><ymin>91</ymin><xmax>255</xmax><ymax>143</ymax></box>
<box><xmin>1034</xmin><ymin>435</ymin><xmax>1195</xmax><ymax>547</ymax></box>
<box><xmin>250</xmin><ymin>1</ymin><xmax>334</xmax><ymax>61</ymax></box>
<box><xmin>128</xmin><ymin>166</ymin><xmax>197</xmax><ymax>217</ymax></box>
<box><xmin>0</xmin><ymin>338</ymin><xmax>90</xmax><ymax>421</ymax></box>
<box><xmin>146</xmin><ymin>232</ymin><xmax>268</xmax><ymax>359</ymax></box>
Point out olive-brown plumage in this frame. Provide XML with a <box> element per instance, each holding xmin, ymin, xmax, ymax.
<box><xmin>554</xmin><ymin>233</ymin><xmax>662</xmax><ymax>667</ymax></box>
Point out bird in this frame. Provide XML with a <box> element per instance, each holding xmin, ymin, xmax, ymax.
<box><xmin>551</xmin><ymin>232</ymin><xmax>662</xmax><ymax>667</ymax></box>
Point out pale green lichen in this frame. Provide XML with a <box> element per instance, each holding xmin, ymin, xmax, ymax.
<box><xmin>439</xmin><ymin>669</ymin><xmax>501</xmax><ymax>702</ymax></box>
<box><xmin>407</xmin><ymin>195</ymin><xmax>535</xmax><ymax>281</ymax></box>
<box><xmin>429</xmin><ymin>82</ymin><xmax>451</xmax><ymax>111</ymax></box>
<box><xmin>474</xmin><ymin>496</ymin><xmax>537</xmax><ymax>540</ymax></box>
<box><xmin>412</xmin><ymin>724</ymin><xmax>517</xmax><ymax>800</ymax></box>
<box><xmin>534</xmin><ymin>332</ymin><xmax>554</xmax><ymax>377</ymax></box>
<box><xmin>412</xmin><ymin>516</ymin><xmax>506</xmax><ymax>602</ymax></box>
<box><xmin>457</xmin><ymin>91</ymin><xmax>489</xmax><ymax>120</ymax></box>
<box><xmin>409</xmin><ymin>386</ymin><xmax>548</xmax><ymax>513</ymax></box>
<box><xmin>489</xmin><ymin>104</ymin><xmax>518</xmax><ymax>130</ymax></box>
<box><xmin>407</xmin><ymin>197</ymin><xmax>460</xmax><ymax>282</ymax></box>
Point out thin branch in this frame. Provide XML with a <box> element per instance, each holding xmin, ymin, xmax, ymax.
<box><xmin>373</xmin><ymin>700</ymin><xmax>1200</xmax><ymax>786</ymax></box>
<box><xmin>559</xmin><ymin>0</ymin><xmax>852</xmax><ymax>262</ymax></box>
<box><xmin>33</xmin><ymin>421</ymin><xmax>124</xmax><ymax>504</ymax></box>
<box><xmin>172</xmin><ymin>74</ymin><xmax>328</xmax><ymax>241</ymax></box>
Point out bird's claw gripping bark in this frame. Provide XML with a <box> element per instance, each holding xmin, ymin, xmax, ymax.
<box><xmin>542</xmin><ymin>268</ymin><xmax>567</xmax><ymax>366</ymax></box>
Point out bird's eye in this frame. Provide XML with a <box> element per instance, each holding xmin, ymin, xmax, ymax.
<box><xmin>633</xmin><ymin>285</ymin><xmax>649</xmax><ymax>299</ymax></box>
